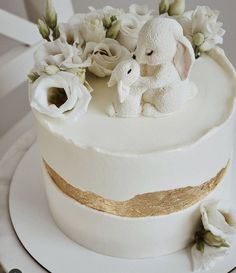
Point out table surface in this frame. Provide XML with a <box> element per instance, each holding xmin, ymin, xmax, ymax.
<box><xmin>0</xmin><ymin>112</ymin><xmax>46</xmax><ymax>273</ymax></box>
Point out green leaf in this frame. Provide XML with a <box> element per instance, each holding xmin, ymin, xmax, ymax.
<box><xmin>196</xmin><ymin>241</ymin><xmax>205</xmax><ymax>253</ymax></box>
<box><xmin>28</xmin><ymin>72</ymin><xmax>40</xmax><ymax>83</ymax></box>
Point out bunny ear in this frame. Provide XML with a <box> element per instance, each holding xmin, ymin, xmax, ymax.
<box><xmin>173</xmin><ymin>35</ymin><xmax>195</xmax><ymax>80</ymax></box>
<box><xmin>118</xmin><ymin>81</ymin><xmax>129</xmax><ymax>103</ymax></box>
<box><xmin>108</xmin><ymin>72</ymin><xmax>117</xmax><ymax>87</ymax></box>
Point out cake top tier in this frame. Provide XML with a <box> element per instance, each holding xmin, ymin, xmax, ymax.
<box><xmin>34</xmin><ymin>49</ymin><xmax>236</xmax><ymax>155</ymax></box>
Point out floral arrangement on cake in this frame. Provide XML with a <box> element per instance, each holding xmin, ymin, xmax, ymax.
<box><xmin>28</xmin><ymin>0</ymin><xmax>225</xmax><ymax>120</ymax></box>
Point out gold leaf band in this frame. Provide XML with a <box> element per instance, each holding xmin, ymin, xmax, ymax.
<box><xmin>44</xmin><ymin>160</ymin><xmax>228</xmax><ymax>218</ymax></box>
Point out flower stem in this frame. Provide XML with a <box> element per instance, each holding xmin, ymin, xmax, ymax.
<box><xmin>194</xmin><ymin>46</ymin><xmax>201</xmax><ymax>59</ymax></box>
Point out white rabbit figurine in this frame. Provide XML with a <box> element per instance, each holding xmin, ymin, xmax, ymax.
<box><xmin>134</xmin><ymin>17</ymin><xmax>198</xmax><ymax>117</ymax></box>
<box><xmin>106</xmin><ymin>59</ymin><xmax>146</xmax><ymax>118</ymax></box>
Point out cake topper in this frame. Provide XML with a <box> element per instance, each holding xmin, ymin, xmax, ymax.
<box><xmin>106</xmin><ymin>59</ymin><xmax>146</xmax><ymax>117</ymax></box>
<box><xmin>134</xmin><ymin>17</ymin><xmax>198</xmax><ymax>117</ymax></box>
<box><xmin>107</xmin><ymin>17</ymin><xmax>198</xmax><ymax>118</ymax></box>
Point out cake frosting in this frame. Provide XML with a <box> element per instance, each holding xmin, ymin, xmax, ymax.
<box><xmin>34</xmin><ymin>50</ymin><xmax>235</xmax><ymax>155</ymax></box>
<box><xmin>28</xmin><ymin>0</ymin><xmax>236</xmax><ymax>270</ymax></box>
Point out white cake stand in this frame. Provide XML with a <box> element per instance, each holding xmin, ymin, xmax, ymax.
<box><xmin>9</xmin><ymin>144</ymin><xmax>236</xmax><ymax>273</ymax></box>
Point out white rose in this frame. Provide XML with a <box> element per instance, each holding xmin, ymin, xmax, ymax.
<box><xmin>84</xmin><ymin>38</ymin><xmax>130</xmax><ymax>77</ymax></box>
<box><xmin>117</xmin><ymin>13</ymin><xmax>143</xmax><ymax>52</ymax></box>
<box><xmin>191</xmin><ymin>242</ymin><xmax>229</xmax><ymax>271</ymax></box>
<box><xmin>30</xmin><ymin>71</ymin><xmax>91</xmax><ymax>120</ymax></box>
<box><xmin>80</xmin><ymin>13</ymin><xmax>106</xmax><ymax>43</ymax></box>
<box><xmin>34</xmin><ymin>40</ymin><xmax>91</xmax><ymax>72</ymax></box>
<box><xmin>200</xmin><ymin>199</ymin><xmax>236</xmax><ymax>237</ymax></box>
<box><xmin>179</xmin><ymin>6</ymin><xmax>225</xmax><ymax>52</ymax></box>
<box><xmin>129</xmin><ymin>4</ymin><xmax>153</xmax><ymax>23</ymax></box>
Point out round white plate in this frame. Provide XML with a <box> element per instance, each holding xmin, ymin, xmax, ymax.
<box><xmin>9</xmin><ymin>144</ymin><xmax>236</xmax><ymax>273</ymax></box>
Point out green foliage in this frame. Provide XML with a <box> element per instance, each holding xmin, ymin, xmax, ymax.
<box><xmin>37</xmin><ymin>0</ymin><xmax>60</xmax><ymax>42</ymax></box>
<box><xmin>28</xmin><ymin>72</ymin><xmax>40</xmax><ymax>83</ymax></box>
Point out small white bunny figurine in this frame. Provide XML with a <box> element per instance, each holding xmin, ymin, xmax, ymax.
<box><xmin>134</xmin><ymin>17</ymin><xmax>198</xmax><ymax>117</ymax></box>
<box><xmin>106</xmin><ymin>59</ymin><xmax>146</xmax><ymax>118</ymax></box>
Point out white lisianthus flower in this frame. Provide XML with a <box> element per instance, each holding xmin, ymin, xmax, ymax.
<box><xmin>190</xmin><ymin>199</ymin><xmax>236</xmax><ymax>271</ymax></box>
<box><xmin>179</xmin><ymin>6</ymin><xmax>225</xmax><ymax>52</ymax></box>
<box><xmin>117</xmin><ymin>14</ymin><xmax>143</xmax><ymax>52</ymax></box>
<box><xmin>191</xmin><ymin>243</ymin><xmax>230</xmax><ymax>271</ymax></box>
<box><xmin>80</xmin><ymin>13</ymin><xmax>106</xmax><ymax>43</ymax></box>
<box><xmin>59</xmin><ymin>22</ymin><xmax>83</xmax><ymax>46</ymax></box>
<box><xmin>34</xmin><ymin>40</ymin><xmax>91</xmax><ymax>72</ymax></box>
<box><xmin>200</xmin><ymin>200</ymin><xmax>236</xmax><ymax>237</ymax></box>
<box><xmin>84</xmin><ymin>38</ymin><xmax>130</xmax><ymax>77</ymax></box>
<box><xmin>88</xmin><ymin>6</ymin><xmax>124</xmax><ymax>18</ymax></box>
<box><xmin>129</xmin><ymin>4</ymin><xmax>153</xmax><ymax>23</ymax></box>
<box><xmin>30</xmin><ymin>71</ymin><xmax>91</xmax><ymax>120</ymax></box>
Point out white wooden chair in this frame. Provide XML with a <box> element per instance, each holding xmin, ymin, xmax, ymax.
<box><xmin>0</xmin><ymin>0</ymin><xmax>74</xmax><ymax>138</ymax></box>
<box><xmin>0</xmin><ymin>0</ymin><xmax>74</xmax><ymax>155</ymax></box>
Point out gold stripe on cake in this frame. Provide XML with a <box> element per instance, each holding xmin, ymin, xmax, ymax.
<box><xmin>44</xmin><ymin>160</ymin><xmax>229</xmax><ymax>218</ymax></box>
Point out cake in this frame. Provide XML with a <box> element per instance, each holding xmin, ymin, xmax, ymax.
<box><xmin>28</xmin><ymin>0</ymin><xmax>236</xmax><ymax>271</ymax></box>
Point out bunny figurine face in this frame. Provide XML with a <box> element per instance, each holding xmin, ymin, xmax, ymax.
<box><xmin>108</xmin><ymin>59</ymin><xmax>141</xmax><ymax>103</ymax></box>
<box><xmin>135</xmin><ymin>17</ymin><xmax>195</xmax><ymax>80</ymax></box>
<box><xmin>108</xmin><ymin>59</ymin><xmax>140</xmax><ymax>87</ymax></box>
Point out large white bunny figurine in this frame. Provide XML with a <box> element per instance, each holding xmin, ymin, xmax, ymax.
<box><xmin>106</xmin><ymin>59</ymin><xmax>146</xmax><ymax>118</ymax></box>
<box><xmin>134</xmin><ymin>17</ymin><xmax>198</xmax><ymax>117</ymax></box>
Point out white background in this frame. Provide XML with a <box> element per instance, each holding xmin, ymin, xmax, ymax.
<box><xmin>0</xmin><ymin>0</ymin><xmax>235</xmax><ymax>137</ymax></box>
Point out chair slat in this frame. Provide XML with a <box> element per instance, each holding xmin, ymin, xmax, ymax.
<box><xmin>0</xmin><ymin>43</ymin><xmax>41</xmax><ymax>99</ymax></box>
<box><xmin>0</xmin><ymin>9</ymin><xmax>40</xmax><ymax>45</ymax></box>
<box><xmin>24</xmin><ymin>0</ymin><xmax>74</xmax><ymax>23</ymax></box>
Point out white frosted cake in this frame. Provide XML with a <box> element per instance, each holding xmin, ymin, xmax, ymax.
<box><xmin>29</xmin><ymin>1</ymin><xmax>236</xmax><ymax>271</ymax></box>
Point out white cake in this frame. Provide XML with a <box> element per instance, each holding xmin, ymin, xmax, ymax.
<box><xmin>28</xmin><ymin>1</ymin><xmax>236</xmax><ymax>269</ymax></box>
<box><xmin>32</xmin><ymin>47</ymin><xmax>235</xmax><ymax>258</ymax></box>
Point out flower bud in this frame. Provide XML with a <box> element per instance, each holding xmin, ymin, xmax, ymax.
<box><xmin>28</xmin><ymin>72</ymin><xmax>40</xmax><ymax>83</ymax></box>
<box><xmin>193</xmin><ymin>32</ymin><xmax>205</xmax><ymax>47</ymax></box>
<box><xmin>103</xmin><ymin>16</ymin><xmax>112</xmax><ymax>29</ymax></box>
<box><xmin>38</xmin><ymin>19</ymin><xmax>50</xmax><ymax>41</ymax></box>
<box><xmin>169</xmin><ymin>0</ymin><xmax>185</xmax><ymax>16</ymax></box>
<box><xmin>159</xmin><ymin>0</ymin><xmax>170</xmax><ymax>15</ymax></box>
<box><xmin>45</xmin><ymin>0</ymin><xmax>57</xmax><ymax>30</ymax></box>
<box><xmin>52</xmin><ymin>25</ymin><xmax>60</xmax><ymax>40</ymax></box>
<box><xmin>44</xmin><ymin>65</ymin><xmax>59</xmax><ymax>76</ymax></box>
<box><xmin>110</xmin><ymin>15</ymin><xmax>117</xmax><ymax>22</ymax></box>
<box><xmin>106</xmin><ymin>20</ymin><xmax>121</xmax><ymax>39</ymax></box>
<box><xmin>196</xmin><ymin>241</ymin><xmax>205</xmax><ymax>253</ymax></box>
<box><xmin>203</xmin><ymin>231</ymin><xmax>230</xmax><ymax>248</ymax></box>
